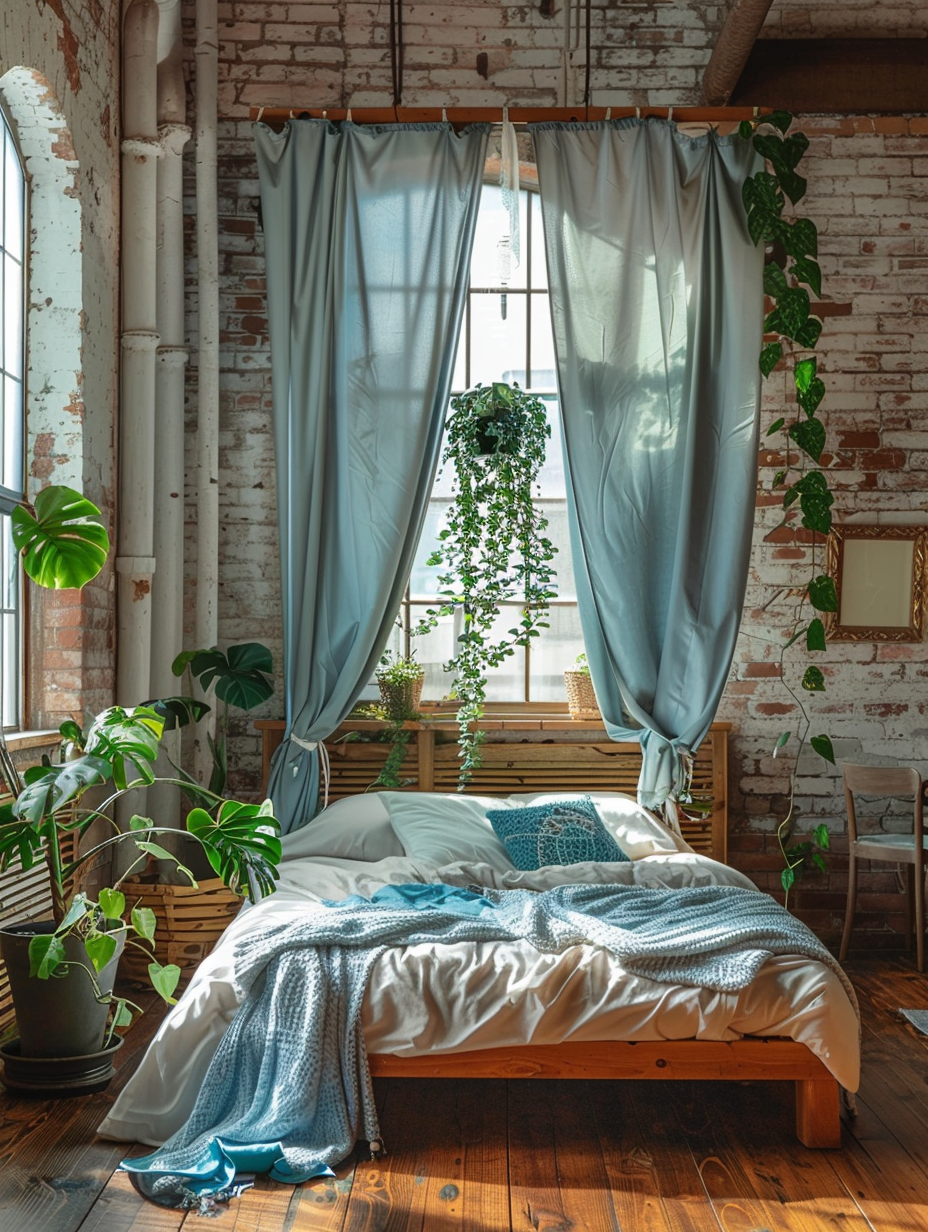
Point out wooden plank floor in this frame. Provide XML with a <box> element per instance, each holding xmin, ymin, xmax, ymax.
<box><xmin>2</xmin><ymin>956</ymin><xmax>928</xmax><ymax>1231</ymax></box>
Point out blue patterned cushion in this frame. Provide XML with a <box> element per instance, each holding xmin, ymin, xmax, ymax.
<box><xmin>486</xmin><ymin>797</ymin><xmax>629</xmax><ymax>871</ymax></box>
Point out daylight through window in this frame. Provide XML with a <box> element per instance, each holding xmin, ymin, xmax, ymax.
<box><xmin>388</xmin><ymin>183</ymin><xmax>584</xmax><ymax>705</ymax></box>
<box><xmin>0</xmin><ymin>108</ymin><xmax>25</xmax><ymax>729</ymax></box>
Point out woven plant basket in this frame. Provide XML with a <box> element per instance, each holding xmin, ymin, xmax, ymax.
<box><xmin>120</xmin><ymin>875</ymin><xmax>243</xmax><ymax>983</ymax></box>
<box><xmin>564</xmin><ymin>669</ymin><xmax>601</xmax><ymax>721</ymax></box>
<box><xmin>377</xmin><ymin>673</ymin><xmax>424</xmax><ymax>721</ymax></box>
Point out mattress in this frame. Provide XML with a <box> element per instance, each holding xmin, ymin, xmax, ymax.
<box><xmin>97</xmin><ymin>792</ymin><xmax>859</xmax><ymax>1146</ymax></box>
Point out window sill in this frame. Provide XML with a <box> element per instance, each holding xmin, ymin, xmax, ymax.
<box><xmin>2</xmin><ymin>729</ymin><xmax>61</xmax><ymax>752</ymax></box>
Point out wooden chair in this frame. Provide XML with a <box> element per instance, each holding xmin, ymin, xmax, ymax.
<box><xmin>839</xmin><ymin>763</ymin><xmax>926</xmax><ymax>971</ymax></box>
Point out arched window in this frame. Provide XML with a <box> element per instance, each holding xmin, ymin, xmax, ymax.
<box><xmin>391</xmin><ymin>183</ymin><xmax>583</xmax><ymax>703</ymax></box>
<box><xmin>0</xmin><ymin>107</ymin><xmax>24</xmax><ymax>728</ymax></box>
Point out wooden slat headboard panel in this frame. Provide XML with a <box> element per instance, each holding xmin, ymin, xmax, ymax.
<box><xmin>256</xmin><ymin>719</ymin><xmax>729</xmax><ymax>863</ymax></box>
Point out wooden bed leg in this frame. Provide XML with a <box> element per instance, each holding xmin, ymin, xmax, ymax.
<box><xmin>795</xmin><ymin>1079</ymin><xmax>842</xmax><ymax>1148</ymax></box>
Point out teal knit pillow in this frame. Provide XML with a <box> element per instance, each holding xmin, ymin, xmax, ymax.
<box><xmin>486</xmin><ymin>797</ymin><xmax>629</xmax><ymax>871</ymax></box>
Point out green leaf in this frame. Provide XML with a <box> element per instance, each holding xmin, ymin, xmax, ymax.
<box><xmin>133</xmin><ymin>840</ymin><xmax>196</xmax><ymax>889</ymax></box>
<box><xmin>774</xmin><ymin>730</ymin><xmax>791</xmax><ymax>754</ymax></box>
<box><xmin>789</xmin><ymin>417</ymin><xmax>826</xmax><ymax>463</ymax></box>
<box><xmin>793</xmin><ymin>471</ymin><xmax>833</xmax><ymax>534</ymax></box>
<box><xmin>129</xmin><ymin>814</ymin><xmax>154</xmax><ymax>831</ymax></box>
<box><xmin>171</xmin><ymin>649</ymin><xmax>198</xmax><ymax>678</ymax></box>
<box><xmin>810</xmin><ymin>735</ymin><xmax>836</xmax><ymax>766</ymax></box>
<box><xmin>112</xmin><ymin>1002</ymin><xmax>134</xmax><ymax>1030</ymax></box>
<box><xmin>146</xmin><ymin>695</ymin><xmax>211</xmax><ymax>731</ymax></box>
<box><xmin>186</xmin><ymin>797</ymin><xmax>282</xmax><ymax>902</ymax></box>
<box><xmin>98</xmin><ymin>887</ymin><xmax>126</xmax><ymax>921</ymax></box>
<box><xmin>781</xmin><ymin>866</ymin><xmax>796</xmax><ymax>893</ymax></box>
<box><xmin>760</xmin><ymin>343</ymin><xmax>783</xmax><ymax>378</ymax></box>
<box><xmin>791</xmin><ymin>255</ymin><xmax>822</xmax><ymax>299</ymax></box>
<box><xmin>813</xmin><ymin>821</ymin><xmax>832</xmax><ymax>848</ymax></box>
<box><xmin>10</xmin><ymin>485</ymin><xmax>109</xmax><ymax>590</ymax></box>
<box><xmin>763</xmin><ymin>265</ymin><xmax>789</xmax><ymax>297</ymax></box>
<box><xmin>806</xmin><ymin>618</ymin><xmax>827</xmax><ymax>652</ymax></box>
<box><xmin>783</xmin><ymin>628</ymin><xmax>805</xmax><ymax>649</ymax></box>
<box><xmin>798</xmin><ymin>378</ymin><xmax>826</xmax><ymax>418</ymax></box>
<box><xmin>783</xmin><ymin>217</ymin><xmax>818</xmax><ymax>260</ymax></box>
<box><xmin>766</xmin><ymin>416</ymin><xmax>785</xmax><ymax>436</ymax></box>
<box><xmin>766</xmin><ymin>110</ymin><xmax>793</xmax><ymax>135</ymax></box>
<box><xmin>149</xmin><ymin>961</ymin><xmax>181</xmax><ymax>1004</ymax></box>
<box><xmin>769</xmin><ymin>286</ymin><xmax>810</xmax><ymax>338</ymax></box>
<box><xmin>29</xmin><ymin>933</ymin><xmax>66</xmax><ymax>979</ymax></box>
<box><xmin>738</xmin><ymin>119</ymin><xmax>753</xmax><ymax>140</ymax></box>
<box><xmin>811</xmin><ymin>851</ymin><xmax>828</xmax><ymax>874</ymax></box>
<box><xmin>772</xmin><ymin>469</ymin><xmax>787</xmax><ymax>487</ymax></box>
<box><xmin>794</xmin><ymin>316</ymin><xmax>823</xmax><ymax>349</ymax></box>
<box><xmin>58</xmin><ymin>893</ymin><xmax>91</xmax><ymax>931</ymax></box>
<box><xmin>185</xmin><ymin>644</ymin><xmax>274</xmax><ymax>712</ymax></box>
<box><xmin>130</xmin><ymin>906</ymin><xmax>157</xmax><ymax>942</ymax></box>
<box><xmin>793</xmin><ymin>357</ymin><xmax>817</xmax><ymax>393</ymax></box>
<box><xmin>85</xmin><ymin>932</ymin><xmax>118</xmax><ymax>973</ymax></box>
<box><xmin>809</xmin><ymin>574</ymin><xmax>839</xmax><ymax>613</ymax></box>
<box><xmin>13</xmin><ymin>753</ymin><xmax>111</xmax><ymax>827</ymax></box>
<box><xmin>802</xmin><ymin>665</ymin><xmax>826</xmax><ymax>692</ymax></box>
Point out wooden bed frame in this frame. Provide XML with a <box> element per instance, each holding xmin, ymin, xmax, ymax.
<box><xmin>256</xmin><ymin>716</ymin><xmax>845</xmax><ymax>1149</ymax></box>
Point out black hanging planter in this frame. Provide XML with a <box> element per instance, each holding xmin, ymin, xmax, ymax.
<box><xmin>0</xmin><ymin>920</ymin><xmax>125</xmax><ymax>1097</ymax></box>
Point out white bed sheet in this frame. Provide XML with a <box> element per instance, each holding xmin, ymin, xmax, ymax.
<box><xmin>98</xmin><ymin>849</ymin><xmax>860</xmax><ymax>1147</ymax></box>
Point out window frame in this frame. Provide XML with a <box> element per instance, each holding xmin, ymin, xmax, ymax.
<box><xmin>0</xmin><ymin>102</ymin><xmax>27</xmax><ymax>731</ymax></box>
<box><xmin>391</xmin><ymin>178</ymin><xmax>583</xmax><ymax>708</ymax></box>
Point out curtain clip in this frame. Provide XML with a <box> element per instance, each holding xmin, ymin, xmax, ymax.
<box><xmin>442</xmin><ymin>106</ymin><xmax>448</xmax><ymax>124</ymax></box>
<box><xmin>256</xmin><ymin>106</ymin><xmax>265</xmax><ymax>123</ymax></box>
<box><xmin>635</xmin><ymin>105</ymin><xmax>641</xmax><ymax>120</ymax></box>
<box><xmin>605</xmin><ymin>106</ymin><xmax>611</xmax><ymax>121</ymax></box>
<box><xmin>667</xmin><ymin>106</ymin><xmax>674</xmax><ymax>123</ymax></box>
<box><xmin>346</xmin><ymin>108</ymin><xmax>352</xmax><ymax>122</ymax></box>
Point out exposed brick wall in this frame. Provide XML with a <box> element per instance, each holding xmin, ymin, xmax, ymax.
<box><xmin>179</xmin><ymin>10</ymin><xmax>928</xmax><ymax>948</ymax></box>
<box><xmin>0</xmin><ymin>1</ymin><xmax>120</xmax><ymax>729</ymax></box>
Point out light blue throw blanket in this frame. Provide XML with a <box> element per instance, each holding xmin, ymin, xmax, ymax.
<box><xmin>122</xmin><ymin>882</ymin><xmax>855</xmax><ymax>1211</ymax></box>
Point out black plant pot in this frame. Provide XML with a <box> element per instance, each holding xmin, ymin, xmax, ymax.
<box><xmin>0</xmin><ymin>921</ymin><xmax>125</xmax><ymax>1058</ymax></box>
<box><xmin>0</xmin><ymin>1034</ymin><xmax>124</xmax><ymax>1098</ymax></box>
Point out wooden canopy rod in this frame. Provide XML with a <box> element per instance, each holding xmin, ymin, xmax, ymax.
<box><xmin>249</xmin><ymin>105</ymin><xmax>768</xmax><ymax>127</ymax></box>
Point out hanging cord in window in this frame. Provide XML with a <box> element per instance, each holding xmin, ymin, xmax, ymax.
<box><xmin>389</xmin><ymin>0</ymin><xmax>404</xmax><ymax>109</ymax></box>
<box><xmin>583</xmin><ymin>0</ymin><xmax>592</xmax><ymax>112</ymax></box>
<box><xmin>499</xmin><ymin>104</ymin><xmax>520</xmax><ymax>325</ymax></box>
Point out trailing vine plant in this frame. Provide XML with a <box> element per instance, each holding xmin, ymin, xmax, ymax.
<box><xmin>739</xmin><ymin>110</ymin><xmax>837</xmax><ymax>904</ymax></box>
<box><xmin>418</xmin><ymin>382</ymin><xmax>557</xmax><ymax>787</ymax></box>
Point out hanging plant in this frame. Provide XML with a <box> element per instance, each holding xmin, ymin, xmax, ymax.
<box><xmin>739</xmin><ymin>110</ymin><xmax>836</xmax><ymax>905</ymax></box>
<box><xmin>418</xmin><ymin>382</ymin><xmax>557</xmax><ymax>787</ymax></box>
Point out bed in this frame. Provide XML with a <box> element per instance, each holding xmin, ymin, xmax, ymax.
<box><xmin>97</xmin><ymin>791</ymin><xmax>858</xmax><ymax>1157</ymax></box>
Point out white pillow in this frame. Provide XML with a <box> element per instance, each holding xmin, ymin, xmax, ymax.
<box><xmin>279</xmin><ymin>792</ymin><xmax>405</xmax><ymax>863</ymax></box>
<box><xmin>505</xmin><ymin>792</ymin><xmax>690</xmax><ymax>860</ymax></box>
<box><xmin>383</xmin><ymin>792</ymin><xmax>515</xmax><ymax>872</ymax></box>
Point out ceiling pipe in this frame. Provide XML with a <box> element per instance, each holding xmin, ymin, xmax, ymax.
<box><xmin>194</xmin><ymin>0</ymin><xmax>220</xmax><ymax>787</ymax></box>
<box><xmin>117</xmin><ymin>0</ymin><xmax>161</xmax><ymax>709</ymax></box>
<box><xmin>700</xmin><ymin>0</ymin><xmax>776</xmax><ymax>107</ymax></box>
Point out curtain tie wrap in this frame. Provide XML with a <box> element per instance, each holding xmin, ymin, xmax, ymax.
<box><xmin>289</xmin><ymin>735</ymin><xmax>331</xmax><ymax>810</ymax></box>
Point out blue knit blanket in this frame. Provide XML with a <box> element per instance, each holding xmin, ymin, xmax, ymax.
<box><xmin>121</xmin><ymin>881</ymin><xmax>856</xmax><ymax>1212</ymax></box>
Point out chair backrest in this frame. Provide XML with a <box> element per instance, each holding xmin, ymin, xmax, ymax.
<box><xmin>842</xmin><ymin>763</ymin><xmax>923</xmax><ymax>845</ymax></box>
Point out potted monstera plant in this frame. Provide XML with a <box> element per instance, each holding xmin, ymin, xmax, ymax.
<box><xmin>0</xmin><ymin>486</ymin><xmax>282</xmax><ymax>1096</ymax></box>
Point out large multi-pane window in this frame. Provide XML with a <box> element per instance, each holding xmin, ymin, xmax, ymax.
<box><xmin>390</xmin><ymin>183</ymin><xmax>584</xmax><ymax>705</ymax></box>
<box><xmin>0</xmin><ymin>109</ymin><xmax>24</xmax><ymax>729</ymax></box>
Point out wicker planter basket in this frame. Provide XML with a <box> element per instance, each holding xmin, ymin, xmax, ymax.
<box><xmin>120</xmin><ymin>876</ymin><xmax>243</xmax><ymax>983</ymax></box>
<box><xmin>564</xmin><ymin>670</ymin><xmax>601</xmax><ymax>721</ymax></box>
<box><xmin>377</xmin><ymin>672</ymin><xmax>424</xmax><ymax>720</ymax></box>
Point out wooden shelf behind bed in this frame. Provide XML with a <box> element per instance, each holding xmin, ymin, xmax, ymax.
<box><xmin>256</xmin><ymin>714</ymin><xmax>729</xmax><ymax>862</ymax></box>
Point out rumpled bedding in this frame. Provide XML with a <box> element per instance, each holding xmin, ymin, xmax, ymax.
<box><xmin>116</xmin><ymin>877</ymin><xmax>856</xmax><ymax>1210</ymax></box>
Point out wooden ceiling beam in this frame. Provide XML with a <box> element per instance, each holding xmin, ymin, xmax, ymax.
<box><xmin>729</xmin><ymin>39</ymin><xmax>928</xmax><ymax>113</ymax></box>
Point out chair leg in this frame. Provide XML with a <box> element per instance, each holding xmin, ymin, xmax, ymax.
<box><xmin>917</xmin><ymin>860</ymin><xmax>926</xmax><ymax>974</ymax></box>
<box><xmin>905</xmin><ymin>864</ymin><xmax>915</xmax><ymax>952</ymax></box>
<box><xmin>840</xmin><ymin>853</ymin><xmax>857</xmax><ymax>964</ymax></box>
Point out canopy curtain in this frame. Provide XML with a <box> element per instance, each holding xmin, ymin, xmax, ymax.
<box><xmin>254</xmin><ymin>119</ymin><xmax>489</xmax><ymax>832</ymax></box>
<box><xmin>531</xmin><ymin>118</ymin><xmax>763</xmax><ymax>811</ymax></box>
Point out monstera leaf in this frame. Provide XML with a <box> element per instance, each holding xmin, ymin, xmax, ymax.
<box><xmin>11</xmin><ymin>485</ymin><xmax>109</xmax><ymax>590</ymax></box>
<box><xmin>186</xmin><ymin>797</ymin><xmax>281</xmax><ymax>901</ymax></box>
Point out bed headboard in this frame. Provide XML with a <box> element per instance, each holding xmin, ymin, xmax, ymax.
<box><xmin>256</xmin><ymin>714</ymin><xmax>730</xmax><ymax>863</ymax></box>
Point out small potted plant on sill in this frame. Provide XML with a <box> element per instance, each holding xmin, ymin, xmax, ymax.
<box><xmin>0</xmin><ymin>486</ymin><xmax>282</xmax><ymax>1097</ymax></box>
<box><xmin>563</xmin><ymin>651</ymin><xmax>601</xmax><ymax>721</ymax></box>
<box><xmin>346</xmin><ymin>651</ymin><xmax>426</xmax><ymax>790</ymax></box>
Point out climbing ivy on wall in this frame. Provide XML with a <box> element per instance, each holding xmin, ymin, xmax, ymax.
<box><xmin>739</xmin><ymin>110</ymin><xmax>835</xmax><ymax>901</ymax></box>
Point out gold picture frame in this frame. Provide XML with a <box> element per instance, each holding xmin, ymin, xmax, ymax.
<box><xmin>825</xmin><ymin>524</ymin><xmax>927</xmax><ymax>642</ymax></box>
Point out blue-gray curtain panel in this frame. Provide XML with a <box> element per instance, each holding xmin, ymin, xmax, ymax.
<box><xmin>254</xmin><ymin>119</ymin><xmax>489</xmax><ymax>832</ymax></box>
<box><xmin>531</xmin><ymin>119</ymin><xmax>763</xmax><ymax>809</ymax></box>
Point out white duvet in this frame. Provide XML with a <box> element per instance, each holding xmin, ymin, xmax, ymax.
<box><xmin>98</xmin><ymin>792</ymin><xmax>860</xmax><ymax>1146</ymax></box>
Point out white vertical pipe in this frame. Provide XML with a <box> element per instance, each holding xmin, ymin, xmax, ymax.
<box><xmin>194</xmin><ymin>0</ymin><xmax>220</xmax><ymax>786</ymax></box>
<box><xmin>151</xmin><ymin>0</ymin><xmax>191</xmax><ymax>839</ymax></box>
<box><xmin>118</xmin><ymin>0</ymin><xmax>161</xmax><ymax>708</ymax></box>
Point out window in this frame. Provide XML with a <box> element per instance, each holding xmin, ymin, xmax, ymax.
<box><xmin>0</xmin><ymin>109</ymin><xmax>24</xmax><ymax>728</ymax></box>
<box><xmin>389</xmin><ymin>183</ymin><xmax>584</xmax><ymax>704</ymax></box>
